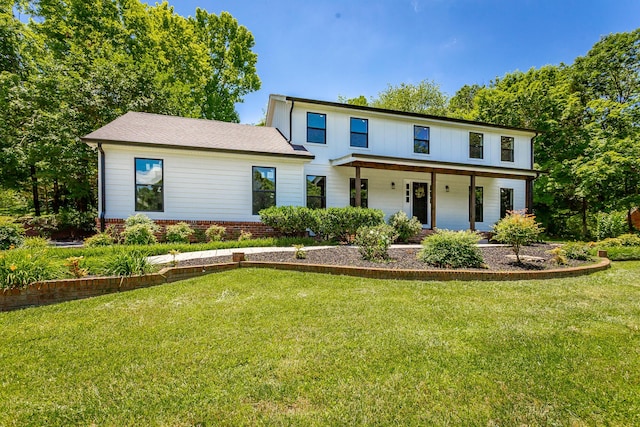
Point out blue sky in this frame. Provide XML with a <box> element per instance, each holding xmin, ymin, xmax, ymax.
<box><xmin>170</xmin><ymin>0</ymin><xmax>640</xmax><ymax>124</ymax></box>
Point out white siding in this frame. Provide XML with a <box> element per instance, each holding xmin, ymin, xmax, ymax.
<box><xmin>103</xmin><ymin>145</ymin><xmax>307</xmax><ymax>222</ymax></box>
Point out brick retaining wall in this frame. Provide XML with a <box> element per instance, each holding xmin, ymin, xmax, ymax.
<box><xmin>1</xmin><ymin>258</ymin><xmax>610</xmax><ymax>312</ymax></box>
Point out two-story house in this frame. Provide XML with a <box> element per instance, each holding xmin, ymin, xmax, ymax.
<box><xmin>83</xmin><ymin>94</ymin><xmax>538</xmax><ymax>235</ymax></box>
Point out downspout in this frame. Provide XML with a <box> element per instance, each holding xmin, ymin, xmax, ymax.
<box><xmin>98</xmin><ymin>142</ymin><xmax>106</xmax><ymax>232</ymax></box>
<box><xmin>288</xmin><ymin>99</ymin><xmax>295</xmax><ymax>142</ymax></box>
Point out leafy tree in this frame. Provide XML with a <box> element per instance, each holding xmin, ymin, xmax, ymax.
<box><xmin>370</xmin><ymin>79</ymin><xmax>448</xmax><ymax>115</ymax></box>
<box><xmin>337</xmin><ymin>95</ymin><xmax>369</xmax><ymax>106</ymax></box>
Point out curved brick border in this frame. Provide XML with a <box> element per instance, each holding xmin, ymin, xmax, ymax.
<box><xmin>1</xmin><ymin>258</ymin><xmax>610</xmax><ymax>312</ymax></box>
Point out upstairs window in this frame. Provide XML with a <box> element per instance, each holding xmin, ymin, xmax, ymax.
<box><xmin>135</xmin><ymin>158</ymin><xmax>163</xmax><ymax>212</ymax></box>
<box><xmin>306</xmin><ymin>175</ymin><xmax>326</xmax><ymax>209</ymax></box>
<box><xmin>349</xmin><ymin>178</ymin><xmax>368</xmax><ymax>208</ymax></box>
<box><xmin>501</xmin><ymin>136</ymin><xmax>514</xmax><ymax>162</ymax></box>
<box><xmin>350</xmin><ymin>118</ymin><xmax>368</xmax><ymax>148</ymax></box>
<box><xmin>469</xmin><ymin>132</ymin><xmax>484</xmax><ymax>159</ymax></box>
<box><xmin>500</xmin><ymin>188</ymin><xmax>514</xmax><ymax>218</ymax></box>
<box><xmin>307</xmin><ymin>112</ymin><xmax>326</xmax><ymax>144</ymax></box>
<box><xmin>414</xmin><ymin>125</ymin><xmax>430</xmax><ymax>154</ymax></box>
<box><xmin>252</xmin><ymin>166</ymin><xmax>276</xmax><ymax>215</ymax></box>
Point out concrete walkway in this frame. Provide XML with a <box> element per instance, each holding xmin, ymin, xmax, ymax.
<box><xmin>148</xmin><ymin>243</ymin><xmax>507</xmax><ymax>265</ymax></box>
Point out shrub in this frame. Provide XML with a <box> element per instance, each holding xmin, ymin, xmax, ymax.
<box><xmin>595</xmin><ymin>211</ymin><xmax>628</xmax><ymax>240</ymax></box>
<box><xmin>21</xmin><ymin>236</ymin><xmax>49</xmax><ymax>249</ymax></box>
<box><xmin>0</xmin><ymin>248</ymin><xmax>60</xmax><ymax>289</ymax></box>
<box><xmin>238</xmin><ymin>230</ymin><xmax>252</xmax><ymax>241</ymax></box>
<box><xmin>492</xmin><ymin>210</ymin><xmax>544</xmax><ymax>263</ymax></box>
<box><xmin>103</xmin><ymin>250</ymin><xmax>153</xmax><ymax>276</ymax></box>
<box><xmin>388</xmin><ymin>211</ymin><xmax>422</xmax><ymax>243</ymax></box>
<box><xmin>561</xmin><ymin>242</ymin><xmax>592</xmax><ymax>261</ymax></box>
<box><xmin>123</xmin><ymin>223</ymin><xmax>157</xmax><ymax>245</ymax></box>
<box><xmin>259</xmin><ymin>206</ymin><xmax>313</xmax><ymax>236</ymax></box>
<box><xmin>64</xmin><ymin>256</ymin><xmax>88</xmax><ymax>278</ymax></box>
<box><xmin>354</xmin><ymin>224</ymin><xmax>397</xmax><ymax>261</ymax></box>
<box><xmin>84</xmin><ymin>232</ymin><xmax>115</xmax><ymax>247</ymax></box>
<box><xmin>617</xmin><ymin>233</ymin><xmax>640</xmax><ymax>246</ymax></box>
<box><xmin>57</xmin><ymin>208</ymin><xmax>97</xmax><ymax>234</ymax></box>
<box><xmin>293</xmin><ymin>244</ymin><xmax>307</xmax><ymax>259</ymax></box>
<box><xmin>312</xmin><ymin>207</ymin><xmax>385</xmax><ymax>243</ymax></box>
<box><xmin>205</xmin><ymin>224</ymin><xmax>226</xmax><ymax>242</ymax></box>
<box><xmin>20</xmin><ymin>214</ymin><xmax>58</xmax><ymax>237</ymax></box>
<box><xmin>125</xmin><ymin>214</ymin><xmax>160</xmax><ymax>232</ymax></box>
<box><xmin>418</xmin><ymin>230</ymin><xmax>484</xmax><ymax>268</ymax></box>
<box><xmin>0</xmin><ymin>220</ymin><xmax>25</xmax><ymax>250</ymax></box>
<box><xmin>547</xmin><ymin>247</ymin><xmax>568</xmax><ymax>265</ymax></box>
<box><xmin>165</xmin><ymin>222</ymin><xmax>194</xmax><ymax>243</ymax></box>
<box><xmin>193</xmin><ymin>228</ymin><xmax>207</xmax><ymax>243</ymax></box>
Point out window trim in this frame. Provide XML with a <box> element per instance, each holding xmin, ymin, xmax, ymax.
<box><xmin>306</xmin><ymin>175</ymin><xmax>327</xmax><ymax>209</ymax></box>
<box><xmin>349</xmin><ymin>178</ymin><xmax>369</xmax><ymax>208</ymax></box>
<box><xmin>134</xmin><ymin>157</ymin><xmax>164</xmax><ymax>212</ymax></box>
<box><xmin>350</xmin><ymin>117</ymin><xmax>369</xmax><ymax>148</ymax></box>
<box><xmin>500</xmin><ymin>187</ymin><xmax>514</xmax><ymax>218</ymax></box>
<box><xmin>252</xmin><ymin>166</ymin><xmax>276</xmax><ymax>215</ymax></box>
<box><xmin>501</xmin><ymin>136</ymin><xmax>514</xmax><ymax>162</ymax></box>
<box><xmin>306</xmin><ymin>112</ymin><xmax>326</xmax><ymax>144</ymax></box>
<box><xmin>414</xmin><ymin>125</ymin><xmax>430</xmax><ymax>154</ymax></box>
<box><xmin>469</xmin><ymin>132</ymin><xmax>484</xmax><ymax>159</ymax></box>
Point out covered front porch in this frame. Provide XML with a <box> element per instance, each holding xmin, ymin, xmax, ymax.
<box><xmin>331</xmin><ymin>153</ymin><xmax>538</xmax><ymax>232</ymax></box>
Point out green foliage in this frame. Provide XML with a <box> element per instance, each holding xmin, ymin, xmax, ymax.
<box><xmin>64</xmin><ymin>256</ymin><xmax>88</xmax><ymax>278</ymax></box>
<box><xmin>292</xmin><ymin>244</ymin><xmax>307</xmax><ymax>260</ymax></box>
<box><xmin>205</xmin><ymin>225</ymin><xmax>226</xmax><ymax>242</ymax></box>
<box><xmin>164</xmin><ymin>222</ymin><xmax>194</xmax><ymax>244</ymax></box>
<box><xmin>354</xmin><ymin>224</ymin><xmax>397</xmax><ymax>261</ymax></box>
<box><xmin>418</xmin><ymin>230</ymin><xmax>484</xmax><ymax>269</ymax></box>
<box><xmin>259</xmin><ymin>206</ymin><xmax>313</xmax><ymax>236</ymax></box>
<box><xmin>492</xmin><ymin>211</ymin><xmax>544</xmax><ymax>263</ymax></box>
<box><xmin>125</xmin><ymin>214</ymin><xmax>160</xmax><ymax>232</ymax></box>
<box><xmin>312</xmin><ymin>207</ymin><xmax>385</xmax><ymax>243</ymax></box>
<box><xmin>123</xmin><ymin>224</ymin><xmax>157</xmax><ymax>246</ymax></box>
<box><xmin>561</xmin><ymin>242</ymin><xmax>592</xmax><ymax>261</ymax></box>
<box><xmin>0</xmin><ymin>220</ymin><xmax>25</xmax><ymax>250</ymax></box>
<box><xmin>598</xmin><ymin>234</ymin><xmax>640</xmax><ymax>248</ymax></box>
<box><xmin>370</xmin><ymin>79</ymin><xmax>448</xmax><ymax>115</ymax></box>
<box><xmin>56</xmin><ymin>208</ymin><xmax>97</xmax><ymax>234</ymax></box>
<box><xmin>388</xmin><ymin>211</ymin><xmax>422</xmax><ymax>243</ymax></box>
<box><xmin>237</xmin><ymin>230</ymin><xmax>252</xmax><ymax>241</ymax></box>
<box><xmin>84</xmin><ymin>232</ymin><xmax>115</xmax><ymax>247</ymax></box>
<box><xmin>192</xmin><ymin>228</ymin><xmax>207</xmax><ymax>243</ymax></box>
<box><xmin>103</xmin><ymin>250</ymin><xmax>154</xmax><ymax>277</ymax></box>
<box><xmin>20</xmin><ymin>215</ymin><xmax>58</xmax><ymax>238</ymax></box>
<box><xmin>595</xmin><ymin>211</ymin><xmax>628</xmax><ymax>240</ymax></box>
<box><xmin>547</xmin><ymin>247</ymin><xmax>568</xmax><ymax>265</ymax></box>
<box><xmin>0</xmin><ymin>248</ymin><xmax>60</xmax><ymax>289</ymax></box>
<box><xmin>20</xmin><ymin>237</ymin><xmax>49</xmax><ymax>250</ymax></box>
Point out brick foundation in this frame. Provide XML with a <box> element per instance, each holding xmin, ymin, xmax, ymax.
<box><xmin>100</xmin><ymin>218</ymin><xmax>278</xmax><ymax>242</ymax></box>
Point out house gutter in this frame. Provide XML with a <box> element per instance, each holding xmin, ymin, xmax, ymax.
<box><xmin>288</xmin><ymin>99</ymin><xmax>295</xmax><ymax>142</ymax></box>
<box><xmin>98</xmin><ymin>142</ymin><xmax>106</xmax><ymax>232</ymax></box>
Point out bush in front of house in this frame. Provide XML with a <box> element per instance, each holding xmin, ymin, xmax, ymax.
<box><xmin>388</xmin><ymin>211</ymin><xmax>422</xmax><ymax>243</ymax></box>
<box><xmin>84</xmin><ymin>232</ymin><xmax>115</xmax><ymax>247</ymax></box>
<box><xmin>312</xmin><ymin>207</ymin><xmax>385</xmax><ymax>242</ymax></box>
<box><xmin>492</xmin><ymin>210</ymin><xmax>544</xmax><ymax>263</ymax></box>
<box><xmin>102</xmin><ymin>249</ymin><xmax>153</xmax><ymax>277</ymax></box>
<box><xmin>0</xmin><ymin>219</ymin><xmax>25</xmax><ymax>250</ymax></box>
<box><xmin>0</xmin><ymin>247</ymin><xmax>60</xmax><ymax>289</ymax></box>
<box><xmin>259</xmin><ymin>206</ymin><xmax>314</xmax><ymax>236</ymax></box>
<box><xmin>355</xmin><ymin>224</ymin><xmax>397</xmax><ymax>261</ymax></box>
<box><xmin>418</xmin><ymin>229</ymin><xmax>484</xmax><ymax>268</ymax></box>
<box><xmin>165</xmin><ymin>222</ymin><xmax>194</xmax><ymax>243</ymax></box>
<box><xmin>561</xmin><ymin>242</ymin><xmax>592</xmax><ymax>261</ymax></box>
<box><xmin>122</xmin><ymin>214</ymin><xmax>159</xmax><ymax>245</ymax></box>
<box><xmin>205</xmin><ymin>224</ymin><xmax>226</xmax><ymax>242</ymax></box>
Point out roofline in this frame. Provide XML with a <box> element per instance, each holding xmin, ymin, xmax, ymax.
<box><xmin>81</xmin><ymin>138</ymin><xmax>315</xmax><ymax>160</ymax></box>
<box><xmin>285</xmin><ymin>96</ymin><xmax>539</xmax><ymax>134</ymax></box>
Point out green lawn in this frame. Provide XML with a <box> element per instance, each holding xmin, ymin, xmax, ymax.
<box><xmin>1</xmin><ymin>263</ymin><xmax>640</xmax><ymax>426</ymax></box>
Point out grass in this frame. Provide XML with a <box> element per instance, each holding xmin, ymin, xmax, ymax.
<box><xmin>1</xmin><ymin>263</ymin><xmax>640</xmax><ymax>425</ymax></box>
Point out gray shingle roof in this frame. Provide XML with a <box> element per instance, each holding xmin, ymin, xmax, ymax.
<box><xmin>82</xmin><ymin>111</ymin><xmax>313</xmax><ymax>159</ymax></box>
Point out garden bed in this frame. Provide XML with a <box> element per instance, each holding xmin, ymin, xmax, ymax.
<box><xmin>176</xmin><ymin>243</ymin><xmax>590</xmax><ymax>271</ymax></box>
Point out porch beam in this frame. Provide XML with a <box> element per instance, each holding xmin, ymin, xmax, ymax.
<box><xmin>525</xmin><ymin>177</ymin><xmax>533</xmax><ymax>214</ymax></box>
<box><xmin>469</xmin><ymin>174</ymin><xmax>476</xmax><ymax>231</ymax></box>
<box><xmin>355</xmin><ymin>166</ymin><xmax>361</xmax><ymax>207</ymax></box>
<box><xmin>430</xmin><ymin>172</ymin><xmax>436</xmax><ymax>230</ymax></box>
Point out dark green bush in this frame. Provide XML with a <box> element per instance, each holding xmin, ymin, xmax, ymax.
<box><xmin>312</xmin><ymin>207</ymin><xmax>385</xmax><ymax>242</ymax></box>
<box><xmin>165</xmin><ymin>222</ymin><xmax>194</xmax><ymax>243</ymax></box>
<box><xmin>388</xmin><ymin>211</ymin><xmax>422</xmax><ymax>243</ymax></box>
<box><xmin>418</xmin><ymin>230</ymin><xmax>484</xmax><ymax>269</ymax></box>
<box><xmin>57</xmin><ymin>208</ymin><xmax>97</xmax><ymax>234</ymax></box>
<box><xmin>259</xmin><ymin>206</ymin><xmax>313</xmax><ymax>236</ymax></box>
<box><xmin>0</xmin><ymin>220</ymin><xmax>25</xmax><ymax>250</ymax></box>
<box><xmin>595</xmin><ymin>211</ymin><xmax>628</xmax><ymax>240</ymax></box>
<box><xmin>354</xmin><ymin>224</ymin><xmax>397</xmax><ymax>261</ymax></box>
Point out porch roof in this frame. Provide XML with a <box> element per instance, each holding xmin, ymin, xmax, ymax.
<box><xmin>330</xmin><ymin>153</ymin><xmax>539</xmax><ymax>180</ymax></box>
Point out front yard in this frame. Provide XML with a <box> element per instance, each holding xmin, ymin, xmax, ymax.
<box><xmin>1</xmin><ymin>263</ymin><xmax>639</xmax><ymax>425</ymax></box>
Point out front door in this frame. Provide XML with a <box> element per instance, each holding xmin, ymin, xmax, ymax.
<box><xmin>412</xmin><ymin>182</ymin><xmax>429</xmax><ymax>225</ymax></box>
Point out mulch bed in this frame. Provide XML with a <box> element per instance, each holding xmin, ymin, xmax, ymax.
<box><xmin>175</xmin><ymin>243</ymin><xmax>590</xmax><ymax>271</ymax></box>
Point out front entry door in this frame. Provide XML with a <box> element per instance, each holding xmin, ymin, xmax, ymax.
<box><xmin>412</xmin><ymin>182</ymin><xmax>429</xmax><ymax>225</ymax></box>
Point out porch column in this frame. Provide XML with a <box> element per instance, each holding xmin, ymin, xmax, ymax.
<box><xmin>355</xmin><ymin>166</ymin><xmax>361</xmax><ymax>207</ymax></box>
<box><xmin>525</xmin><ymin>177</ymin><xmax>533</xmax><ymax>214</ymax></box>
<box><xmin>469</xmin><ymin>174</ymin><xmax>476</xmax><ymax>231</ymax></box>
<box><xmin>430</xmin><ymin>171</ymin><xmax>436</xmax><ymax>229</ymax></box>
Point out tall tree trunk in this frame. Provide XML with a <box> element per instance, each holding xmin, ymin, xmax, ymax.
<box><xmin>53</xmin><ymin>179</ymin><xmax>60</xmax><ymax>214</ymax></box>
<box><xmin>30</xmin><ymin>164</ymin><xmax>40</xmax><ymax>216</ymax></box>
